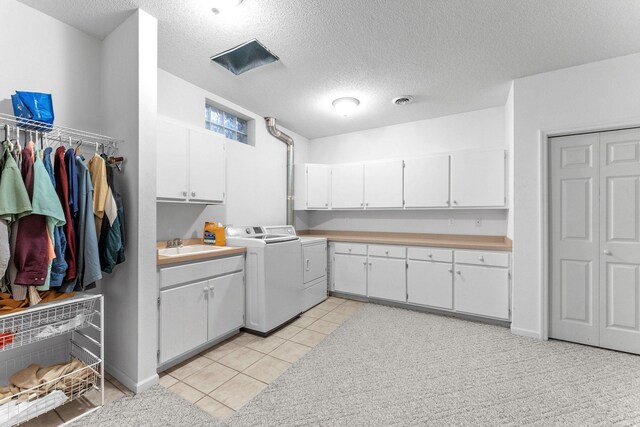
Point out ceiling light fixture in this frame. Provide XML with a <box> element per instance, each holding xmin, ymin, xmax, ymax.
<box><xmin>211</xmin><ymin>0</ymin><xmax>243</xmax><ymax>14</ymax></box>
<box><xmin>332</xmin><ymin>97</ymin><xmax>360</xmax><ymax>117</ymax></box>
<box><xmin>392</xmin><ymin>95</ymin><xmax>414</xmax><ymax>105</ymax></box>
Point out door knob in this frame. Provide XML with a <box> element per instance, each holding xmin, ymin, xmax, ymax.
<box><xmin>603</xmin><ymin>249</ymin><xmax>612</xmax><ymax>255</ymax></box>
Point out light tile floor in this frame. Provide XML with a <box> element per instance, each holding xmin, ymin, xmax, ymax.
<box><xmin>162</xmin><ymin>296</ymin><xmax>365</xmax><ymax>420</ymax></box>
<box><xmin>21</xmin><ymin>296</ymin><xmax>365</xmax><ymax>426</ymax></box>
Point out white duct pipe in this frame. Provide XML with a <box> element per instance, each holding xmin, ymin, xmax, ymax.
<box><xmin>264</xmin><ymin>117</ymin><xmax>295</xmax><ymax>226</ymax></box>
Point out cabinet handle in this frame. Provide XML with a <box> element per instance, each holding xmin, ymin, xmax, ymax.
<box><xmin>365</xmin><ymin>203</ymin><xmax>369</xmax><ymax>206</ymax></box>
<box><xmin>428</xmin><ymin>254</ymin><xmax>433</xmax><ymax>258</ymax></box>
<box><xmin>448</xmin><ymin>269</ymin><xmax>453</xmax><ymax>273</ymax></box>
<box><xmin>456</xmin><ymin>271</ymin><xmax>461</xmax><ymax>275</ymax></box>
<box><xmin>191</xmin><ymin>191</ymin><xmax>196</xmax><ymax>197</ymax></box>
<box><xmin>603</xmin><ymin>249</ymin><xmax>612</xmax><ymax>255</ymax></box>
<box><xmin>325</xmin><ymin>203</ymin><xmax>328</xmax><ymax>207</ymax></box>
<box><xmin>453</xmin><ymin>200</ymin><xmax>458</xmax><ymax>205</ymax></box>
<box><xmin>385</xmin><ymin>250</ymin><xmax>389</xmax><ymax>255</ymax></box>
<box><xmin>362</xmin><ymin>261</ymin><xmax>367</xmax><ymax>266</ymax></box>
<box><xmin>360</xmin><ymin>202</ymin><xmax>364</xmax><ymax>207</ymax></box>
<box><xmin>305</xmin><ymin>259</ymin><xmax>310</xmax><ymax>271</ymax></box>
<box><xmin>478</xmin><ymin>256</ymin><xmax>485</xmax><ymax>262</ymax></box>
<box><xmin>446</xmin><ymin>200</ymin><xmax>450</xmax><ymax>205</ymax></box>
<box><xmin>348</xmin><ymin>248</ymin><xmax>352</xmax><ymax>252</ymax></box>
<box><xmin>182</xmin><ymin>191</ymin><xmax>187</xmax><ymax>197</ymax></box>
<box><xmin>204</xmin><ymin>286</ymin><xmax>210</xmax><ymax>292</ymax></box>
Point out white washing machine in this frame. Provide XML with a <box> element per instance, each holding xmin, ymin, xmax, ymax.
<box><xmin>265</xmin><ymin>226</ymin><xmax>328</xmax><ymax>312</ymax></box>
<box><xmin>225</xmin><ymin>226</ymin><xmax>303</xmax><ymax>335</ymax></box>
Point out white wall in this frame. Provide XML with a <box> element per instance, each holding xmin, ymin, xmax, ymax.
<box><xmin>306</xmin><ymin>107</ymin><xmax>508</xmax><ymax>235</ymax></box>
<box><xmin>101</xmin><ymin>10</ymin><xmax>159</xmax><ymax>392</ymax></box>
<box><xmin>156</xmin><ymin>69</ymin><xmax>310</xmax><ymax>240</ymax></box>
<box><xmin>505</xmin><ymin>82</ymin><xmax>515</xmax><ymax>239</ymax></box>
<box><xmin>511</xmin><ymin>52</ymin><xmax>640</xmax><ymax>339</ymax></box>
<box><xmin>0</xmin><ymin>0</ymin><xmax>102</xmax><ymax>132</ymax></box>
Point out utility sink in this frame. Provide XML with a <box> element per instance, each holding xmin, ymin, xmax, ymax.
<box><xmin>158</xmin><ymin>245</ymin><xmax>226</xmax><ymax>257</ymax></box>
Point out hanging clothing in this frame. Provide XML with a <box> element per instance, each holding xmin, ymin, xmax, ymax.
<box><xmin>54</xmin><ymin>146</ymin><xmax>76</xmax><ymax>283</ymax></box>
<box><xmin>0</xmin><ymin>141</ymin><xmax>32</xmax><ymax>293</ymax></box>
<box><xmin>99</xmin><ymin>156</ymin><xmax>125</xmax><ymax>273</ymax></box>
<box><xmin>12</xmin><ymin>145</ymin><xmax>50</xmax><ymax>292</ymax></box>
<box><xmin>89</xmin><ymin>154</ymin><xmax>108</xmax><ymax>238</ymax></box>
<box><xmin>42</xmin><ymin>147</ymin><xmax>68</xmax><ymax>287</ymax></box>
<box><xmin>60</xmin><ymin>155</ymin><xmax>101</xmax><ymax>292</ymax></box>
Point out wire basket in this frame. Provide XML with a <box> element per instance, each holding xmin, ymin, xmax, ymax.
<box><xmin>0</xmin><ymin>340</ymin><xmax>101</xmax><ymax>426</ymax></box>
<box><xmin>0</xmin><ymin>295</ymin><xmax>99</xmax><ymax>353</ymax></box>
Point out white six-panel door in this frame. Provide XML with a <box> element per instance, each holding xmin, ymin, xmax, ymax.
<box><xmin>598</xmin><ymin>129</ymin><xmax>640</xmax><ymax>354</ymax></box>
<box><xmin>550</xmin><ymin>128</ymin><xmax>640</xmax><ymax>354</ymax></box>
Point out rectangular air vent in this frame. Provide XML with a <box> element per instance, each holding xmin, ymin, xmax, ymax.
<box><xmin>211</xmin><ymin>39</ymin><xmax>279</xmax><ymax>75</ymax></box>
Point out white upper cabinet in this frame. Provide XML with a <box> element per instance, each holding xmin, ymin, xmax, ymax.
<box><xmin>306</xmin><ymin>164</ymin><xmax>331</xmax><ymax>209</ymax></box>
<box><xmin>331</xmin><ymin>163</ymin><xmax>364</xmax><ymax>209</ymax></box>
<box><xmin>157</xmin><ymin>119</ymin><xmax>226</xmax><ymax>204</ymax></box>
<box><xmin>157</xmin><ymin>120</ymin><xmax>189</xmax><ymax>200</ymax></box>
<box><xmin>450</xmin><ymin>149</ymin><xmax>505</xmax><ymax>207</ymax></box>
<box><xmin>364</xmin><ymin>160</ymin><xmax>404</xmax><ymax>208</ymax></box>
<box><xmin>189</xmin><ymin>129</ymin><xmax>225</xmax><ymax>203</ymax></box>
<box><xmin>404</xmin><ymin>155</ymin><xmax>450</xmax><ymax>208</ymax></box>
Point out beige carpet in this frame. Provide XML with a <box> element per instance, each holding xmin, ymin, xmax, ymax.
<box><xmin>226</xmin><ymin>304</ymin><xmax>640</xmax><ymax>426</ymax></box>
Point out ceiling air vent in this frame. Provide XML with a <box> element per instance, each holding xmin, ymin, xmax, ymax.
<box><xmin>392</xmin><ymin>95</ymin><xmax>414</xmax><ymax>105</ymax></box>
<box><xmin>211</xmin><ymin>39</ymin><xmax>279</xmax><ymax>75</ymax></box>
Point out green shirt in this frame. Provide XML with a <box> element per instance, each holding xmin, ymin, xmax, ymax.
<box><xmin>0</xmin><ymin>141</ymin><xmax>32</xmax><ymax>222</ymax></box>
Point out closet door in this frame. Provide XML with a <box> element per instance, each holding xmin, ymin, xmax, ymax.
<box><xmin>549</xmin><ymin>133</ymin><xmax>600</xmax><ymax>346</ymax></box>
<box><xmin>189</xmin><ymin>129</ymin><xmax>226</xmax><ymax>203</ymax></box>
<box><xmin>598</xmin><ymin>128</ymin><xmax>640</xmax><ymax>354</ymax></box>
<box><xmin>157</xmin><ymin>120</ymin><xmax>189</xmax><ymax>200</ymax></box>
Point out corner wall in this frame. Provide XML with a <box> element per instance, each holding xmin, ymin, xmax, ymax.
<box><xmin>511</xmin><ymin>52</ymin><xmax>640</xmax><ymax>338</ymax></box>
<box><xmin>156</xmin><ymin>69</ymin><xmax>310</xmax><ymax>239</ymax></box>
<box><xmin>101</xmin><ymin>10</ymin><xmax>159</xmax><ymax>392</ymax></box>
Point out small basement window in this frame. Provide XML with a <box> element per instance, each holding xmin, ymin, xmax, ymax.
<box><xmin>205</xmin><ymin>103</ymin><xmax>249</xmax><ymax>144</ymax></box>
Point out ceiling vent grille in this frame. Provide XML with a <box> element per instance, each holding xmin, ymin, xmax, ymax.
<box><xmin>392</xmin><ymin>96</ymin><xmax>414</xmax><ymax>105</ymax></box>
<box><xmin>211</xmin><ymin>39</ymin><xmax>279</xmax><ymax>75</ymax></box>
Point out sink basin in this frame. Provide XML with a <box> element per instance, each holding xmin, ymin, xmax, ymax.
<box><xmin>158</xmin><ymin>245</ymin><xmax>226</xmax><ymax>257</ymax></box>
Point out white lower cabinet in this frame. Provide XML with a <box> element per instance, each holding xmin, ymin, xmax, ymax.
<box><xmin>334</xmin><ymin>253</ymin><xmax>367</xmax><ymax>296</ymax></box>
<box><xmin>159</xmin><ymin>280</ymin><xmax>209</xmax><ymax>364</ymax></box>
<box><xmin>407</xmin><ymin>261</ymin><xmax>453</xmax><ymax>309</ymax></box>
<box><xmin>453</xmin><ymin>264</ymin><xmax>509</xmax><ymax>320</ymax></box>
<box><xmin>368</xmin><ymin>257</ymin><xmax>406</xmax><ymax>302</ymax></box>
<box><xmin>331</xmin><ymin>243</ymin><xmax>510</xmax><ymax>321</ymax></box>
<box><xmin>158</xmin><ymin>256</ymin><xmax>245</xmax><ymax>365</ymax></box>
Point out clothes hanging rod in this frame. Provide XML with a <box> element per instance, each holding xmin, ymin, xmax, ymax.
<box><xmin>0</xmin><ymin>112</ymin><xmax>123</xmax><ymax>149</ymax></box>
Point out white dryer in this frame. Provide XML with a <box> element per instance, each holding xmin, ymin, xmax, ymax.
<box><xmin>265</xmin><ymin>226</ymin><xmax>328</xmax><ymax>312</ymax></box>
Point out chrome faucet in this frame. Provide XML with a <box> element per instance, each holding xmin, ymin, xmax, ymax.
<box><xmin>166</xmin><ymin>238</ymin><xmax>183</xmax><ymax>248</ymax></box>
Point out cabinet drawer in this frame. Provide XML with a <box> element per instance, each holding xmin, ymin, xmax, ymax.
<box><xmin>407</xmin><ymin>247</ymin><xmax>452</xmax><ymax>263</ymax></box>
<box><xmin>368</xmin><ymin>245</ymin><xmax>406</xmax><ymax>259</ymax></box>
<box><xmin>159</xmin><ymin>255</ymin><xmax>244</xmax><ymax>289</ymax></box>
<box><xmin>455</xmin><ymin>250</ymin><xmax>509</xmax><ymax>268</ymax></box>
<box><xmin>333</xmin><ymin>243</ymin><xmax>367</xmax><ymax>255</ymax></box>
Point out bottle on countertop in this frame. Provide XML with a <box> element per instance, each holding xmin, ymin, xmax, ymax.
<box><xmin>214</xmin><ymin>223</ymin><xmax>226</xmax><ymax>246</ymax></box>
<box><xmin>204</xmin><ymin>222</ymin><xmax>216</xmax><ymax>245</ymax></box>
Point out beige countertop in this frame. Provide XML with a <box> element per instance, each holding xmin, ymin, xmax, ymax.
<box><xmin>156</xmin><ymin>238</ymin><xmax>246</xmax><ymax>266</ymax></box>
<box><xmin>298</xmin><ymin>230</ymin><xmax>512</xmax><ymax>251</ymax></box>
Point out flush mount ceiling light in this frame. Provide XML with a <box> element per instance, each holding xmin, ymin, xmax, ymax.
<box><xmin>332</xmin><ymin>97</ymin><xmax>360</xmax><ymax>117</ymax></box>
<box><xmin>392</xmin><ymin>95</ymin><xmax>414</xmax><ymax>105</ymax></box>
<box><xmin>211</xmin><ymin>0</ymin><xmax>243</xmax><ymax>14</ymax></box>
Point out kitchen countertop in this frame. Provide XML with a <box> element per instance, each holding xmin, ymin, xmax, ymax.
<box><xmin>297</xmin><ymin>230</ymin><xmax>512</xmax><ymax>251</ymax></box>
<box><xmin>156</xmin><ymin>238</ymin><xmax>246</xmax><ymax>266</ymax></box>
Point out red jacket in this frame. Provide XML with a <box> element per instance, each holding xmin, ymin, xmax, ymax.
<box><xmin>54</xmin><ymin>146</ymin><xmax>76</xmax><ymax>282</ymax></box>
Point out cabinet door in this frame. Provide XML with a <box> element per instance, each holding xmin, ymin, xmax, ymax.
<box><xmin>450</xmin><ymin>149</ymin><xmax>505</xmax><ymax>207</ymax></box>
<box><xmin>306</xmin><ymin>164</ymin><xmax>331</xmax><ymax>209</ymax></box>
<box><xmin>189</xmin><ymin>130</ymin><xmax>225</xmax><ymax>203</ymax></box>
<box><xmin>407</xmin><ymin>261</ymin><xmax>453</xmax><ymax>309</ymax></box>
<box><xmin>157</xmin><ymin>120</ymin><xmax>189</xmax><ymax>200</ymax></box>
<box><xmin>159</xmin><ymin>280</ymin><xmax>208</xmax><ymax>364</ymax></box>
<box><xmin>364</xmin><ymin>160</ymin><xmax>404</xmax><ymax>208</ymax></box>
<box><xmin>303</xmin><ymin>243</ymin><xmax>327</xmax><ymax>284</ymax></box>
<box><xmin>404</xmin><ymin>155</ymin><xmax>450</xmax><ymax>208</ymax></box>
<box><xmin>334</xmin><ymin>254</ymin><xmax>367</xmax><ymax>296</ymax></box>
<box><xmin>208</xmin><ymin>272</ymin><xmax>245</xmax><ymax>340</ymax></box>
<box><xmin>454</xmin><ymin>265</ymin><xmax>509</xmax><ymax>319</ymax></box>
<box><xmin>367</xmin><ymin>257</ymin><xmax>406</xmax><ymax>302</ymax></box>
<box><xmin>331</xmin><ymin>163</ymin><xmax>364</xmax><ymax>208</ymax></box>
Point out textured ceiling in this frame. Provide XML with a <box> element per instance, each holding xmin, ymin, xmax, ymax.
<box><xmin>17</xmin><ymin>0</ymin><xmax>640</xmax><ymax>139</ymax></box>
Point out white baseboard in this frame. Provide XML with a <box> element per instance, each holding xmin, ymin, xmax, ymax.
<box><xmin>105</xmin><ymin>361</ymin><xmax>159</xmax><ymax>394</ymax></box>
<box><xmin>510</xmin><ymin>326</ymin><xmax>543</xmax><ymax>339</ymax></box>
